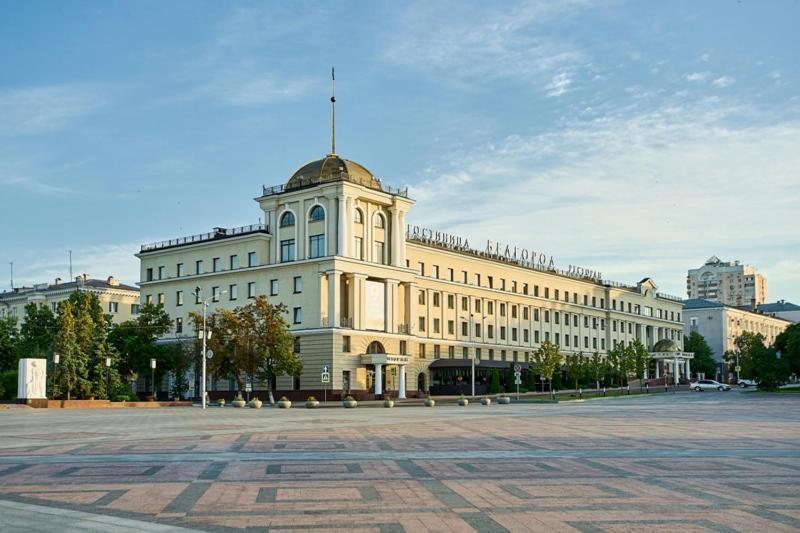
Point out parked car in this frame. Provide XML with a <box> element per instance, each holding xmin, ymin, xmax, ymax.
<box><xmin>690</xmin><ymin>379</ymin><xmax>731</xmax><ymax>392</ymax></box>
<box><xmin>737</xmin><ymin>378</ymin><xmax>757</xmax><ymax>388</ymax></box>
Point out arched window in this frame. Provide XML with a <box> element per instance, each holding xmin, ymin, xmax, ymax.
<box><xmin>366</xmin><ymin>341</ymin><xmax>385</xmax><ymax>354</ymax></box>
<box><xmin>354</xmin><ymin>208</ymin><xmax>363</xmax><ymax>224</ymax></box>
<box><xmin>309</xmin><ymin>205</ymin><xmax>325</xmax><ymax>222</ymax></box>
<box><xmin>373</xmin><ymin>212</ymin><xmax>385</xmax><ymax>229</ymax></box>
<box><xmin>280</xmin><ymin>211</ymin><xmax>295</xmax><ymax>227</ymax></box>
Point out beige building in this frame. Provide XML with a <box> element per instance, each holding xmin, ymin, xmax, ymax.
<box><xmin>0</xmin><ymin>275</ymin><xmax>140</xmax><ymax>323</ymax></box>
<box><xmin>137</xmin><ymin>150</ymin><xmax>685</xmax><ymax>399</ymax></box>
<box><xmin>686</xmin><ymin>256</ymin><xmax>767</xmax><ymax>306</ymax></box>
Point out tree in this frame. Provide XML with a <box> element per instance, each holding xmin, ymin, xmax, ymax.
<box><xmin>54</xmin><ymin>300</ymin><xmax>89</xmax><ymax>400</ymax></box>
<box><xmin>588</xmin><ymin>351</ymin><xmax>604</xmax><ymax>389</ymax></box>
<box><xmin>774</xmin><ymin>323</ymin><xmax>800</xmax><ymax>379</ymax></box>
<box><xmin>726</xmin><ymin>332</ymin><xmax>766</xmax><ymax>378</ymax></box>
<box><xmin>0</xmin><ymin>315</ymin><xmax>18</xmax><ymax>372</ymax></box>
<box><xmin>191</xmin><ymin>296</ymin><xmax>301</xmax><ymax>398</ymax></box>
<box><xmin>531</xmin><ymin>340</ymin><xmax>562</xmax><ymax>391</ymax></box>
<box><xmin>750</xmin><ymin>342</ymin><xmax>790</xmax><ymax>391</ymax></box>
<box><xmin>629</xmin><ymin>339</ymin><xmax>650</xmax><ymax>387</ymax></box>
<box><xmin>166</xmin><ymin>343</ymin><xmax>194</xmax><ymax>399</ymax></box>
<box><xmin>109</xmin><ymin>303</ymin><xmax>173</xmax><ymax>390</ymax></box>
<box><xmin>489</xmin><ymin>368</ymin><xmax>500</xmax><ymax>394</ymax></box>
<box><xmin>683</xmin><ymin>331</ymin><xmax>716</xmax><ymax>378</ymax></box>
<box><xmin>605</xmin><ymin>346</ymin><xmax>622</xmax><ymax>386</ymax></box>
<box><xmin>565</xmin><ymin>352</ymin><xmax>584</xmax><ymax>390</ymax></box>
<box><xmin>17</xmin><ymin>303</ymin><xmax>56</xmax><ymax>360</ymax></box>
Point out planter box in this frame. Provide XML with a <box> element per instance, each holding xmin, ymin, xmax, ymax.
<box><xmin>305</xmin><ymin>400</ymin><xmax>319</xmax><ymax>409</ymax></box>
<box><xmin>249</xmin><ymin>399</ymin><xmax>263</xmax><ymax>408</ymax></box>
<box><xmin>497</xmin><ymin>396</ymin><xmax>511</xmax><ymax>404</ymax></box>
<box><xmin>424</xmin><ymin>399</ymin><xmax>436</xmax><ymax>407</ymax></box>
<box><xmin>383</xmin><ymin>399</ymin><xmax>394</xmax><ymax>408</ymax></box>
<box><xmin>231</xmin><ymin>399</ymin><xmax>246</xmax><ymax>408</ymax></box>
<box><xmin>277</xmin><ymin>400</ymin><xmax>292</xmax><ymax>409</ymax></box>
<box><xmin>457</xmin><ymin>398</ymin><xmax>469</xmax><ymax>406</ymax></box>
<box><xmin>481</xmin><ymin>397</ymin><xmax>492</xmax><ymax>405</ymax></box>
<box><xmin>342</xmin><ymin>399</ymin><xmax>358</xmax><ymax>408</ymax></box>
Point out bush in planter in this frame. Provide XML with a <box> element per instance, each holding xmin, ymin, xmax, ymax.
<box><xmin>231</xmin><ymin>394</ymin><xmax>246</xmax><ymax>408</ymax></box>
<box><xmin>217</xmin><ymin>398</ymin><xmax>226</xmax><ymax>407</ymax></box>
<box><xmin>457</xmin><ymin>394</ymin><xmax>469</xmax><ymax>406</ymax></box>
<box><xmin>489</xmin><ymin>369</ymin><xmax>501</xmax><ymax>394</ymax></box>
<box><xmin>424</xmin><ymin>396</ymin><xmax>436</xmax><ymax>407</ymax></box>
<box><xmin>481</xmin><ymin>396</ymin><xmax>492</xmax><ymax>405</ymax></box>
<box><xmin>383</xmin><ymin>396</ymin><xmax>394</xmax><ymax>408</ymax></box>
<box><xmin>305</xmin><ymin>396</ymin><xmax>319</xmax><ymax>408</ymax></box>
<box><xmin>277</xmin><ymin>396</ymin><xmax>292</xmax><ymax>408</ymax></box>
<box><xmin>249</xmin><ymin>396</ymin><xmax>263</xmax><ymax>408</ymax></box>
<box><xmin>342</xmin><ymin>395</ymin><xmax>358</xmax><ymax>408</ymax></box>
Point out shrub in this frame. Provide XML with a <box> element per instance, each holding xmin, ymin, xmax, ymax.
<box><xmin>279</xmin><ymin>396</ymin><xmax>289</xmax><ymax>402</ymax></box>
<box><xmin>307</xmin><ymin>396</ymin><xmax>317</xmax><ymax>401</ymax></box>
<box><xmin>344</xmin><ymin>395</ymin><xmax>355</xmax><ymax>401</ymax></box>
<box><xmin>0</xmin><ymin>370</ymin><xmax>17</xmax><ymax>401</ymax></box>
<box><xmin>112</xmin><ymin>383</ymin><xmax>137</xmax><ymax>402</ymax></box>
<box><xmin>489</xmin><ymin>369</ymin><xmax>501</xmax><ymax>394</ymax></box>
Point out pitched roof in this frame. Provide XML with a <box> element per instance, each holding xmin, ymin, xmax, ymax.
<box><xmin>757</xmin><ymin>301</ymin><xmax>800</xmax><ymax>312</ymax></box>
<box><xmin>682</xmin><ymin>298</ymin><xmax>724</xmax><ymax>310</ymax></box>
<box><xmin>0</xmin><ymin>278</ymin><xmax>138</xmax><ymax>301</ymax></box>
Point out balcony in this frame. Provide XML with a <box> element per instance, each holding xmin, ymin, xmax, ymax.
<box><xmin>397</xmin><ymin>324</ymin><xmax>410</xmax><ymax>334</ymax></box>
<box><xmin>140</xmin><ymin>224</ymin><xmax>269</xmax><ymax>253</ymax></box>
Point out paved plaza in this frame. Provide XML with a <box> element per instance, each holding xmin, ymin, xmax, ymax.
<box><xmin>1</xmin><ymin>391</ymin><xmax>799</xmax><ymax>532</ymax></box>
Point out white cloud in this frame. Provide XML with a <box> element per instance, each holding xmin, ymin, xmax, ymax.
<box><xmin>405</xmin><ymin>99</ymin><xmax>800</xmax><ymax>298</ymax></box>
<box><xmin>0</xmin><ymin>85</ymin><xmax>105</xmax><ymax>136</ymax></box>
<box><xmin>686</xmin><ymin>72</ymin><xmax>709</xmax><ymax>82</ymax></box>
<box><xmin>700</xmin><ymin>53</ymin><xmax>711</xmax><ymax>62</ymax></box>
<box><xmin>0</xmin><ymin>173</ymin><xmax>76</xmax><ymax>195</ymax></box>
<box><xmin>712</xmin><ymin>76</ymin><xmax>735</xmax><ymax>88</ymax></box>
<box><xmin>379</xmin><ymin>1</ymin><xmax>593</xmax><ymax>89</ymax></box>
<box><xmin>546</xmin><ymin>72</ymin><xmax>573</xmax><ymax>97</ymax></box>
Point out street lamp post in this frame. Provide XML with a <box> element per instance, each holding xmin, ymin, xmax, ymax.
<box><xmin>150</xmin><ymin>358</ymin><xmax>156</xmax><ymax>399</ymax></box>
<box><xmin>196</xmin><ymin>287</ymin><xmax>225</xmax><ymax>409</ymax></box>
<box><xmin>105</xmin><ymin>356</ymin><xmax>111</xmax><ymax>399</ymax></box>
<box><xmin>735</xmin><ymin>350</ymin><xmax>740</xmax><ymax>384</ymax></box>
<box><xmin>53</xmin><ymin>353</ymin><xmax>60</xmax><ymax>399</ymax></box>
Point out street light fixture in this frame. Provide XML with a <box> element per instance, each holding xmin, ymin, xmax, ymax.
<box><xmin>105</xmin><ymin>356</ymin><xmax>111</xmax><ymax>400</ymax></box>
<box><xmin>150</xmin><ymin>358</ymin><xmax>157</xmax><ymax>399</ymax></box>
<box><xmin>195</xmin><ymin>287</ymin><xmax>226</xmax><ymax>409</ymax></box>
<box><xmin>459</xmin><ymin>312</ymin><xmax>488</xmax><ymax>398</ymax></box>
<box><xmin>53</xmin><ymin>353</ymin><xmax>61</xmax><ymax>400</ymax></box>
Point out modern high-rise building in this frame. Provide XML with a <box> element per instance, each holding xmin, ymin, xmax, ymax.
<box><xmin>686</xmin><ymin>256</ymin><xmax>767</xmax><ymax>307</ymax></box>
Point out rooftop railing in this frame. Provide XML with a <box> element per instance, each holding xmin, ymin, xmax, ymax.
<box><xmin>140</xmin><ymin>224</ymin><xmax>269</xmax><ymax>253</ymax></box>
<box><xmin>261</xmin><ymin>172</ymin><xmax>409</xmax><ymax>198</ymax></box>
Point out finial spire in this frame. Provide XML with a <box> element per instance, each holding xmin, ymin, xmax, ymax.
<box><xmin>330</xmin><ymin>66</ymin><xmax>336</xmax><ymax>155</ymax></box>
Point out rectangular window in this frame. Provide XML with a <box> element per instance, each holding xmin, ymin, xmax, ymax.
<box><xmin>447</xmin><ymin>294</ymin><xmax>454</xmax><ymax>309</ymax></box>
<box><xmin>448</xmin><ymin>345</ymin><xmax>455</xmax><ymax>358</ymax></box>
<box><xmin>544</xmin><ymin>310</ymin><xmax>550</xmax><ymax>323</ymax></box>
<box><xmin>592</xmin><ymin>296</ymin><xmax>597</xmax><ymax>307</ymax></box>
<box><xmin>248</xmin><ymin>251</ymin><xmax>257</xmax><ymax>267</ymax></box>
<box><xmin>574</xmin><ymin>335</ymin><xmax>578</xmax><ymax>347</ymax></box>
<box><xmin>475</xmin><ymin>299</ymin><xmax>482</xmax><ymax>313</ymax></box>
<box><xmin>213</xmin><ymin>257</ymin><xmax>221</xmax><ymax>272</ymax></box>
<box><xmin>448</xmin><ymin>268</ymin><xmax>454</xmax><ymax>281</ymax></box>
<box><xmin>108</xmin><ymin>301</ymin><xmax>119</xmax><ymax>313</ymax></box>
<box><xmin>488</xmin><ymin>324</ymin><xmax>494</xmax><ymax>339</ymax></box>
<box><xmin>461</xmin><ymin>297</ymin><xmax>468</xmax><ymax>311</ymax></box>
<box><xmin>461</xmin><ymin>321</ymin><xmax>468</xmax><ymax>336</ymax></box>
<box><xmin>418</xmin><ymin>262</ymin><xmax>425</xmax><ymax>275</ymax></box>
<box><xmin>176</xmin><ymin>291</ymin><xmax>183</xmax><ymax>306</ymax></box>
<box><xmin>474</xmin><ymin>273</ymin><xmax>481</xmax><ymax>286</ymax></box>
<box><xmin>434</xmin><ymin>344</ymin><xmax>441</xmax><ymax>359</ymax></box>
<box><xmin>545</xmin><ymin>332</ymin><xmax>550</xmax><ymax>342</ymax></box>
<box><xmin>158</xmin><ymin>266</ymin><xmax>164</xmax><ymax>280</ymax></box>
<box><xmin>177</xmin><ymin>263</ymin><xmax>184</xmax><ymax>277</ymax></box>
<box><xmin>462</xmin><ymin>271</ymin><xmax>468</xmax><ymax>283</ymax></box>
<box><xmin>343</xmin><ymin>335</ymin><xmax>351</xmax><ymax>353</ymax></box>
<box><xmin>373</xmin><ymin>241</ymin><xmax>385</xmax><ymax>264</ymax></box>
<box><xmin>584</xmin><ymin>336</ymin><xmax>589</xmax><ymax>348</ymax></box>
<box><xmin>462</xmin><ymin>347</ymin><xmax>469</xmax><ymax>359</ymax></box>
<box><xmin>475</xmin><ymin>323</ymin><xmax>482</xmax><ymax>338</ymax></box>
<box><xmin>564</xmin><ymin>291</ymin><xmax>569</xmax><ymax>302</ymax></box>
<box><xmin>270</xmin><ymin>279</ymin><xmax>278</xmax><ymax>296</ymax></box>
<box><xmin>230</xmin><ymin>255</ymin><xmax>239</xmax><ymax>269</ymax></box>
<box><xmin>175</xmin><ymin>317</ymin><xmax>183</xmax><ymax>334</ymax></box>
<box><xmin>554</xmin><ymin>312</ymin><xmax>560</xmax><ymax>325</ymax></box>
<box><xmin>145</xmin><ymin>294</ymin><xmax>153</xmax><ymax>305</ymax></box>
<box><xmin>293</xmin><ymin>276</ymin><xmax>302</xmax><ymax>294</ymax></box>
<box><xmin>293</xmin><ymin>307</ymin><xmax>302</xmax><ymax>324</ymax></box>
<box><xmin>131</xmin><ymin>304</ymin><xmax>140</xmax><ymax>315</ymax></box>
<box><xmin>600</xmin><ymin>298</ymin><xmax>605</xmax><ymax>309</ymax></box>
<box><xmin>419</xmin><ymin>291</ymin><xmax>426</xmax><ymax>305</ymax></box>
<box><xmin>280</xmin><ymin>239</ymin><xmax>296</xmax><ymax>262</ymax></box>
<box><xmin>433</xmin><ymin>265</ymin><xmax>440</xmax><ymax>279</ymax></box>
<box><xmin>399</xmin><ymin>340</ymin><xmax>407</xmax><ymax>355</ymax></box>
<box><xmin>512</xmin><ymin>305</ymin><xmax>517</xmax><ymax>319</ymax></box>
<box><xmin>433</xmin><ymin>293</ymin><xmax>440</xmax><ymax>307</ymax></box>
<box><xmin>488</xmin><ymin>276</ymin><xmax>494</xmax><ymax>289</ymax></box>
<box><xmin>523</xmin><ymin>307</ymin><xmax>529</xmax><ymax>320</ymax></box>
<box><xmin>146</xmin><ymin>267</ymin><xmax>153</xmax><ymax>281</ymax></box>
<box><xmin>229</xmin><ymin>284</ymin><xmax>237</xmax><ymax>300</ymax></box>
<box><xmin>157</xmin><ymin>293</ymin><xmax>165</xmax><ymax>305</ymax></box>
<box><xmin>545</xmin><ymin>287</ymin><xmax>550</xmax><ymax>299</ymax></box>
<box><xmin>534</xmin><ymin>309</ymin><xmax>540</xmax><ymax>321</ymax></box>
<box><xmin>248</xmin><ymin>282</ymin><xmax>256</xmax><ymax>299</ymax></box>
<box><xmin>418</xmin><ymin>317</ymin><xmax>426</xmax><ymax>332</ymax></box>
<box><xmin>564</xmin><ymin>334</ymin><xmax>570</xmax><ymax>347</ymax></box>
<box><xmin>584</xmin><ymin>295</ymin><xmax>588</xmax><ymax>306</ymax></box>
<box><xmin>593</xmin><ymin>337</ymin><xmax>598</xmax><ymax>349</ymax></box>
<box><xmin>500</xmin><ymin>326</ymin><xmax>506</xmax><ymax>340</ymax></box>
<box><xmin>574</xmin><ymin>315</ymin><xmax>578</xmax><ymax>327</ymax></box>
<box><xmin>211</xmin><ymin>287</ymin><xmax>219</xmax><ymax>302</ymax></box>
<box><xmin>354</xmin><ymin>237</ymin><xmax>364</xmax><ymax>260</ymax></box>
<box><xmin>524</xmin><ymin>329</ymin><xmax>529</xmax><ymax>342</ymax></box>
<box><xmin>512</xmin><ymin>328</ymin><xmax>518</xmax><ymax>341</ymax></box>
<box><xmin>195</xmin><ymin>260</ymin><xmax>203</xmax><ymax>275</ymax></box>
<box><xmin>535</xmin><ymin>330</ymin><xmax>540</xmax><ymax>343</ymax></box>
<box><xmin>309</xmin><ymin>234</ymin><xmax>325</xmax><ymax>258</ymax></box>
<box><xmin>554</xmin><ymin>289</ymin><xmax>559</xmax><ymax>300</ymax></box>
<box><xmin>534</xmin><ymin>285</ymin><xmax>539</xmax><ymax>297</ymax></box>
<box><xmin>448</xmin><ymin>320</ymin><xmax>454</xmax><ymax>335</ymax></box>
<box><xmin>555</xmin><ymin>333</ymin><xmax>560</xmax><ymax>346</ymax></box>
<box><xmin>487</xmin><ymin>301</ymin><xmax>494</xmax><ymax>315</ymax></box>
<box><xmin>500</xmin><ymin>303</ymin><xmax>506</xmax><ymax>317</ymax></box>
<box><xmin>476</xmin><ymin>347</ymin><xmax>482</xmax><ymax>359</ymax></box>
<box><xmin>433</xmin><ymin>318</ymin><xmax>440</xmax><ymax>334</ymax></box>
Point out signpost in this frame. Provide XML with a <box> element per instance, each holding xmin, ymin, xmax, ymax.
<box><xmin>321</xmin><ymin>365</ymin><xmax>330</xmax><ymax>404</ymax></box>
<box><xmin>513</xmin><ymin>363</ymin><xmax>522</xmax><ymax>400</ymax></box>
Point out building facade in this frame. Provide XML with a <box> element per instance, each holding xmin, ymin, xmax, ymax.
<box><xmin>751</xmin><ymin>300</ymin><xmax>800</xmax><ymax>324</ymax></box>
<box><xmin>686</xmin><ymin>256</ymin><xmax>768</xmax><ymax>306</ymax></box>
<box><xmin>0</xmin><ymin>275</ymin><xmax>140</xmax><ymax>323</ymax></box>
<box><xmin>683</xmin><ymin>298</ymin><xmax>790</xmax><ymax>375</ymax></box>
<box><xmin>137</xmin><ymin>153</ymin><xmax>685</xmax><ymax>399</ymax></box>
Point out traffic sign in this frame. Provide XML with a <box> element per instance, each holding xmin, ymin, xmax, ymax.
<box><xmin>245</xmin><ymin>383</ymin><xmax>252</xmax><ymax>392</ymax></box>
<box><xmin>735</xmin><ymin>365</ymin><xmax>741</xmax><ymax>372</ymax></box>
<box><xmin>321</xmin><ymin>372</ymin><xmax>330</xmax><ymax>383</ymax></box>
<box><xmin>514</xmin><ymin>363</ymin><xmax>522</xmax><ymax>372</ymax></box>
<box><xmin>205</xmin><ymin>349</ymin><xmax>214</xmax><ymax>360</ymax></box>
<box><xmin>321</xmin><ymin>364</ymin><xmax>329</xmax><ymax>373</ymax></box>
<box><xmin>515</xmin><ymin>377</ymin><xmax>522</xmax><ymax>385</ymax></box>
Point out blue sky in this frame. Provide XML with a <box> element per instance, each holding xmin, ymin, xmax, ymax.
<box><xmin>1</xmin><ymin>0</ymin><xmax>798</xmax><ymax>302</ymax></box>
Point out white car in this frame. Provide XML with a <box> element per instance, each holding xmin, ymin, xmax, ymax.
<box><xmin>737</xmin><ymin>379</ymin><xmax>757</xmax><ymax>388</ymax></box>
<box><xmin>690</xmin><ymin>379</ymin><xmax>731</xmax><ymax>392</ymax></box>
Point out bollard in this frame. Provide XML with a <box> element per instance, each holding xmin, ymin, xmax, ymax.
<box><xmin>603</xmin><ymin>387</ymin><xmax>606</xmax><ymax>397</ymax></box>
<box><xmin>579</xmin><ymin>388</ymin><xmax>582</xmax><ymax>399</ymax></box>
<box><xmin>645</xmin><ymin>383</ymin><xmax>649</xmax><ymax>394</ymax></box>
<box><xmin>627</xmin><ymin>385</ymin><xmax>630</xmax><ymax>395</ymax></box>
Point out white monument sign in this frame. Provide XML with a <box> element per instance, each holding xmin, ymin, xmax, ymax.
<box><xmin>18</xmin><ymin>358</ymin><xmax>47</xmax><ymax>400</ymax></box>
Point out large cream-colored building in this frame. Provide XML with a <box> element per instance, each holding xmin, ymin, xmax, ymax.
<box><xmin>686</xmin><ymin>256</ymin><xmax>768</xmax><ymax>306</ymax></box>
<box><xmin>137</xmin><ymin>150</ymin><xmax>685</xmax><ymax>399</ymax></box>
<box><xmin>0</xmin><ymin>275</ymin><xmax>140</xmax><ymax>323</ymax></box>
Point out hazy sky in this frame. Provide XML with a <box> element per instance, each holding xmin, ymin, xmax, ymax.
<box><xmin>1</xmin><ymin>1</ymin><xmax>798</xmax><ymax>302</ymax></box>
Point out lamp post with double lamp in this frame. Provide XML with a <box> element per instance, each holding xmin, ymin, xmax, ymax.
<box><xmin>459</xmin><ymin>312</ymin><xmax>488</xmax><ymax>398</ymax></box>
<box><xmin>53</xmin><ymin>353</ymin><xmax>60</xmax><ymax>399</ymax></box>
<box><xmin>105</xmin><ymin>357</ymin><xmax>111</xmax><ymax>399</ymax></box>
<box><xmin>195</xmin><ymin>287</ymin><xmax>226</xmax><ymax>409</ymax></box>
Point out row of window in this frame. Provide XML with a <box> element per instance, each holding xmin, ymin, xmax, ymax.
<box><xmin>146</xmin><ymin>252</ymin><xmax>258</xmax><ymax>282</ymax></box>
<box><xmin>279</xmin><ymin>206</ymin><xmax>387</xmax><ymax>228</ymax></box>
<box><xmin>145</xmin><ymin>277</ymin><xmax>304</xmax><ymax>308</ymax></box>
<box><xmin>413</xmin><ymin>265</ymin><xmax>680</xmax><ymax>321</ymax></box>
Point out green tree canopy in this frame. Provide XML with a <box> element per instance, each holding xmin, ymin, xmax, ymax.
<box><xmin>774</xmin><ymin>323</ymin><xmax>800</xmax><ymax>378</ymax></box>
<box><xmin>0</xmin><ymin>315</ymin><xmax>18</xmax><ymax>372</ymax></box>
<box><xmin>683</xmin><ymin>331</ymin><xmax>716</xmax><ymax>378</ymax></box>
<box><xmin>531</xmin><ymin>340</ymin><xmax>562</xmax><ymax>385</ymax></box>
<box><xmin>17</xmin><ymin>303</ymin><xmax>56</xmax><ymax>360</ymax></box>
<box><xmin>108</xmin><ymin>302</ymin><xmax>173</xmax><ymax>385</ymax></box>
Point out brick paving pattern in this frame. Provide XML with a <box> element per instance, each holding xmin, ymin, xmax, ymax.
<box><xmin>0</xmin><ymin>391</ymin><xmax>799</xmax><ymax>532</ymax></box>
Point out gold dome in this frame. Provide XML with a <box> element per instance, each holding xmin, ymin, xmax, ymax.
<box><xmin>286</xmin><ymin>154</ymin><xmax>381</xmax><ymax>191</ymax></box>
<box><xmin>653</xmin><ymin>339</ymin><xmax>680</xmax><ymax>352</ymax></box>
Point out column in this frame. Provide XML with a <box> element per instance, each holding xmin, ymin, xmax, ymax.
<box><xmin>389</xmin><ymin>207</ymin><xmax>400</xmax><ymax>266</ymax></box>
<box><xmin>398</xmin><ymin>365</ymin><xmax>406</xmax><ymax>399</ymax></box>
<box><xmin>327</xmin><ymin>271</ymin><xmax>340</xmax><ymax>327</ymax></box>
<box><xmin>398</xmin><ymin>211</ymin><xmax>406</xmax><ymax>266</ymax></box>
<box><xmin>404</xmin><ymin>282</ymin><xmax>417</xmax><ymax>334</ymax></box>
<box><xmin>345</xmin><ymin>274</ymin><xmax>355</xmax><ymax>327</ymax></box>
<box><xmin>269</xmin><ymin>210</ymin><xmax>278</xmax><ymax>264</ymax></box>
<box><xmin>655</xmin><ymin>361</ymin><xmax>660</xmax><ymax>379</ymax></box>
<box><xmin>353</xmin><ymin>274</ymin><xmax>367</xmax><ymax>329</ymax></box>
<box><xmin>374</xmin><ymin>363</ymin><xmax>383</xmax><ymax>395</ymax></box>
<box><xmin>685</xmin><ymin>359</ymin><xmax>691</xmax><ymax>381</ymax></box>
<box><xmin>385</xmin><ymin>279</ymin><xmax>398</xmax><ymax>333</ymax></box>
<box><xmin>673</xmin><ymin>356</ymin><xmax>679</xmax><ymax>385</ymax></box>
<box><xmin>337</xmin><ymin>195</ymin><xmax>345</xmax><ymax>256</ymax></box>
<box><xmin>345</xmin><ymin>197</ymin><xmax>353</xmax><ymax>257</ymax></box>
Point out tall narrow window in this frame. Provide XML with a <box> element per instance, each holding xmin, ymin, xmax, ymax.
<box><xmin>354</xmin><ymin>237</ymin><xmax>364</xmax><ymax>260</ymax></box>
<box><xmin>176</xmin><ymin>291</ymin><xmax>183</xmax><ymax>306</ymax></box>
<box><xmin>248</xmin><ymin>251</ymin><xmax>257</xmax><ymax>267</ymax></box>
<box><xmin>230</xmin><ymin>255</ymin><xmax>239</xmax><ymax>269</ymax></box>
<box><xmin>248</xmin><ymin>282</ymin><xmax>256</xmax><ymax>298</ymax></box>
<box><xmin>309</xmin><ymin>234</ymin><xmax>325</xmax><ymax>258</ymax></box>
<box><xmin>373</xmin><ymin>213</ymin><xmax>385</xmax><ymax>228</ymax></box>
<box><xmin>213</xmin><ymin>257</ymin><xmax>221</xmax><ymax>272</ymax></box>
<box><xmin>373</xmin><ymin>241</ymin><xmax>385</xmax><ymax>264</ymax></box>
<box><xmin>281</xmin><ymin>239</ymin><xmax>296</xmax><ymax>262</ymax></box>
